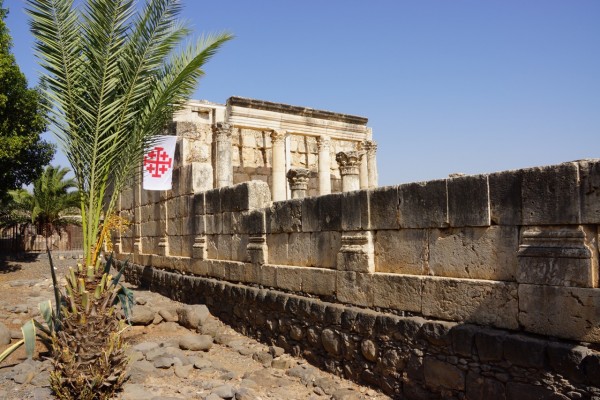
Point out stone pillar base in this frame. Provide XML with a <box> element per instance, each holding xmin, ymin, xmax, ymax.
<box><xmin>192</xmin><ymin>235</ymin><xmax>207</xmax><ymax>260</ymax></box>
<box><xmin>336</xmin><ymin>232</ymin><xmax>374</xmax><ymax>273</ymax></box>
<box><xmin>247</xmin><ymin>235</ymin><xmax>268</xmax><ymax>265</ymax></box>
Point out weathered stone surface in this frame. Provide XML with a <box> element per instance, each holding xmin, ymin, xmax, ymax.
<box><xmin>466</xmin><ymin>371</ymin><xmax>506</xmax><ymax>400</ymax></box>
<box><xmin>489</xmin><ymin>169</ymin><xmax>522</xmax><ymax>225</ymax></box>
<box><xmin>518</xmin><ymin>284</ymin><xmax>600</xmax><ymax>343</ymax></box>
<box><xmin>131</xmin><ymin>306</ymin><xmax>155</xmax><ymax>325</ymax></box>
<box><xmin>503</xmin><ymin>334</ymin><xmax>546</xmax><ymax>368</ymax></box>
<box><xmin>336</xmin><ymin>272</ymin><xmax>373</xmax><ymax>307</ymax></box>
<box><xmin>177</xmin><ymin>305</ymin><xmax>210</xmax><ymax>329</ymax></box>
<box><xmin>190</xmin><ymin>162</ymin><xmax>213</xmax><ymax>193</ymax></box>
<box><xmin>475</xmin><ymin>328</ymin><xmax>506</xmax><ymax>362</ymax></box>
<box><xmin>179</xmin><ymin>334</ymin><xmax>213</xmax><ymax>351</ymax></box>
<box><xmin>505</xmin><ymin>382</ymin><xmax>557</xmax><ymax>400</ymax></box>
<box><xmin>374</xmin><ymin>229</ymin><xmax>427</xmax><ymax>275</ymax></box>
<box><xmin>300</xmin><ymin>196</ymin><xmax>319</xmax><ymax>232</ymax></box>
<box><xmin>517</xmin><ymin>225</ymin><xmax>597</xmax><ymax>288</ymax></box>
<box><xmin>314</xmin><ymin>231</ymin><xmax>341</xmax><ymax>269</ymax></box>
<box><xmin>428</xmin><ymin>226</ymin><xmax>518</xmax><ymax>281</ymax></box>
<box><xmin>205</xmin><ymin>188</ymin><xmax>221</xmax><ymax>214</ymax></box>
<box><xmin>420</xmin><ymin>320</ymin><xmax>455</xmax><ymax>346</ymax></box>
<box><xmin>371</xmin><ymin>273</ymin><xmax>422</xmax><ymax>313</ymax></box>
<box><xmin>318</xmin><ymin>193</ymin><xmax>343</xmax><ymax>231</ymax></box>
<box><xmin>546</xmin><ymin>341</ymin><xmax>589</xmax><ymax>382</ymax></box>
<box><xmin>239</xmin><ymin>210</ymin><xmax>265</xmax><ymax>236</ymax></box>
<box><xmin>266</xmin><ymin>200</ymin><xmax>302</xmax><ymax>233</ymax></box>
<box><xmin>0</xmin><ymin>322</ymin><xmax>10</xmax><ymax>345</ymax></box>
<box><xmin>321</xmin><ymin>329</ymin><xmax>341</xmax><ymax>356</ymax></box>
<box><xmin>422</xmin><ymin>276</ymin><xmax>519</xmax><ymax>330</ymax></box>
<box><xmin>579</xmin><ymin>159</ymin><xmax>600</xmax><ymax>224</ymax></box>
<box><xmin>287</xmin><ymin>233</ymin><xmax>315</xmax><ymax>267</ymax></box>
<box><xmin>522</xmin><ymin>162</ymin><xmax>580</xmax><ymax>225</ymax></box>
<box><xmin>451</xmin><ymin>324</ymin><xmax>478</xmax><ymax>357</ymax></box>
<box><xmin>423</xmin><ymin>356</ymin><xmax>465</xmax><ymax>391</ymax></box>
<box><xmin>341</xmin><ymin>190</ymin><xmax>369</xmax><ymax>231</ymax></box>
<box><xmin>398</xmin><ymin>179</ymin><xmax>447</xmax><ymax>228</ymax></box>
<box><xmin>447</xmin><ymin>174</ymin><xmax>490</xmax><ymax>227</ymax></box>
<box><xmin>275</xmin><ymin>266</ymin><xmax>303</xmax><ymax>292</ymax></box>
<box><xmin>300</xmin><ymin>268</ymin><xmax>336</xmax><ymax>296</ymax></box>
<box><xmin>369</xmin><ymin>186</ymin><xmax>399</xmax><ymax>230</ymax></box>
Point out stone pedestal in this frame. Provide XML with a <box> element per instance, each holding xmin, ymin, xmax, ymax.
<box><xmin>286</xmin><ymin>168</ymin><xmax>310</xmax><ymax>199</ymax></box>
<box><xmin>336</xmin><ymin>151</ymin><xmax>361</xmax><ymax>192</ymax></box>
<box><xmin>317</xmin><ymin>136</ymin><xmax>332</xmax><ymax>196</ymax></box>
<box><xmin>336</xmin><ymin>231</ymin><xmax>375</xmax><ymax>273</ymax></box>
<box><xmin>271</xmin><ymin>130</ymin><xmax>287</xmax><ymax>201</ymax></box>
<box><xmin>214</xmin><ymin>123</ymin><xmax>233</xmax><ymax>188</ymax></box>
<box><xmin>248</xmin><ymin>235</ymin><xmax>268</xmax><ymax>265</ymax></box>
<box><xmin>192</xmin><ymin>235</ymin><xmax>207</xmax><ymax>260</ymax></box>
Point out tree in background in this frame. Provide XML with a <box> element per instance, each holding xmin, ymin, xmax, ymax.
<box><xmin>26</xmin><ymin>0</ymin><xmax>232</xmax><ymax>397</ymax></box>
<box><xmin>0</xmin><ymin>0</ymin><xmax>54</xmax><ymax>204</ymax></box>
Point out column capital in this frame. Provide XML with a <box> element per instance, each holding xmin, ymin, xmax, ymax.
<box><xmin>286</xmin><ymin>168</ymin><xmax>310</xmax><ymax>190</ymax></box>
<box><xmin>317</xmin><ymin>135</ymin><xmax>331</xmax><ymax>151</ymax></box>
<box><xmin>360</xmin><ymin>140</ymin><xmax>377</xmax><ymax>155</ymax></box>
<box><xmin>213</xmin><ymin>122</ymin><xmax>232</xmax><ymax>140</ymax></box>
<box><xmin>271</xmin><ymin>130</ymin><xmax>286</xmax><ymax>144</ymax></box>
<box><xmin>336</xmin><ymin>151</ymin><xmax>361</xmax><ymax>176</ymax></box>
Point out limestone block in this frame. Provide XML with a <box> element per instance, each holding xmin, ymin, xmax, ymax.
<box><xmin>517</xmin><ymin>225</ymin><xmax>598</xmax><ymax>287</ymax></box>
<box><xmin>518</xmin><ymin>284</ymin><xmax>600</xmax><ymax>343</ymax></box>
<box><xmin>238</xmin><ymin>263</ymin><xmax>260</xmax><ymax>284</ymax></box>
<box><xmin>374</xmin><ymin>230</ymin><xmax>428</xmax><ymax>275</ymax></box>
<box><xmin>447</xmin><ymin>174</ymin><xmax>490</xmax><ymax>227</ymax></box>
<box><xmin>341</xmin><ymin>190</ymin><xmax>369</xmax><ymax>231</ymax></box>
<box><xmin>166</xmin><ymin>218</ymin><xmax>182</xmax><ymax>236</ymax></box>
<box><xmin>140</xmin><ymin>221</ymin><xmax>159</xmax><ymax>237</ymax></box>
<box><xmin>398</xmin><ymin>179</ymin><xmax>448</xmax><ymax>228</ymax></box>
<box><xmin>190</xmin><ymin>163</ymin><xmax>213</xmax><ymax>193</ymax></box>
<box><xmin>221</xmin><ymin>212</ymin><xmax>234</xmax><ymax>235</ymax></box>
<box><xmin>231</xmin><ymin>234</ymin><xmax>249</xmax><ymax>262</ymax></box>
<box><xmin>193</xmin><ymin>193</ymin><xmax>205</xmax><ymax>215</ymax></box>
<box><xmin>180</xmin><ymin>235</ymin><xmax>193</xmax><ymax>257</ymax></box>
<box><xmin>423</xmin><ymin>356</ymin><xmax>465</xmax><ymax>391</ymax></box>
<box><xmin>266</xmin><ymin>200</ymin><xmax>302</xmax><ymax>233</ymax></box>
<box><xmin>182</xmin><ymin>213</ymin><xmax>193</xmax><ymax>236</ymax></box>
<box><xmin>301</xmin><ymin>196</ymin><xmax>319</xmax><ymax>232</ymax></box>
<box><xmin>168</xmin><ymin>236</ymin><xmax>183</xmax><ymax>256</ymax></box>
<box><xmin>141</xmin><ymin>187</ymin><xmax>159</xmax><ymax>206</ymax></box>
<box><xmin>206</xmin><ymin>235</ymin><xmax>218</xmax><ymax>259</ymax></box>
<box><xmin>237</xmin><ymin>181</ymin><xmax>271</xmax><ymax>211</ymax></box>
<box><xmin>189</xmin><ymin>259</ymin><xmax>209</xmax><ymax>276</ymax></box>
<box><xmin>371</xmin><ymin>273</ymin><xmax>423</xmax><ymax>313</ymax></box>
<box><xmin>301</xmin><ymin>268</ymin><xmax>336</xmax><ymax>296</ymax></box>
<box><xmin>422</xmin><ymin>276</ymin><xmax>518</xmax><ymax>329</ymax></box>
<box><xmin>288</xmin><ymin>232</ymin><xmax>315</xmax><ymax>267</ymax></box>
<box><xmin>219</xmin><ymin>186</ymin><xmax>235</xmax><ymax>213</ymax></box>
<box><xmin>275</xmin><ymin>266</ymin><xmax>303</xmax><ymax>292</ymax></box>
<box><xmin>259</xmin><ymin>265</ymin><xmax>277</xmax><ymax>287</ymax></box>
<box><xmin>369</xmin><ymin>186</ymin><xmax>400</xmax><ymax>230</ymax></box>
<box><xmin>314</xmin><ymin>231</ymin><xmax>341</xmax><ymax>269</ymax></box>
<box><xmin>240</xmin><ymin>210</ymin><xmax>265</xmax><ymax>235</ymax></box>
<box><xmin>193</xmin><ymin>215</ymin><xmax>205</xmax><ymax>235</ymax></box>
<box><xmin>208</xmin><ymin>260</ymin><xmax>228</xmax><ymax>280</ymax></box>
<box><xmin>428</xmin><ymin>226</ymin><xmax>518</xmax><ymax>281</ymax></box>
<box><xmin>489</xmin><ymin>169</ymin><xmax>522</xmax><ymax>225</ymax></box>
<box><xmin>217</xmin><ymin>234</ymin><xmax>233</xmax><ymax>261</ymax></box>
<box><xmin>579</xmin><ymin>159</ymin><xmax>600</xmax><ymax>224</ymax></box>
<box><xmin>165</xmin><ymin>198</ymin><xmax>177</xmax><ymax>219</ymax></box>
<box><xmin>336</xmin><ymin>272</ymin><xmax>373</xmax><ymax>307</ymax></box>
<box><xmin>121</xmin><ymin>187</ymin><xmax>134</xmax><ymax>210</ymax></box>
<box><xmin>266</xmin><ymin>233</ymin><xmax>288</xmax><ymax>265</ymax></box>
<box><xmin>177</xmin><ymin>164</ymin><xmax>192</xmax><ymax>196</ymax></box>
<box><xmin>318</xmin><ymin>193</ymin><xmax>342</xmax><ymax>231</ymax></box>
<box><xmin>121</xmin><ymin>238</ymin><xmax>133</xmax><ymax>254</ymax></box>
<box><xmin>522</xmin><ymin>162</ymin><xmax>580</xmax><ymax>225</ymax></box>
<box><xmin>204</xmin><ymin>214</ymin><xmax>222</xmax><ymax>235</ymax></box>
<box><xmin>205</xmin><ymin>188</ymin><xmax>220</xmax><ymax>214</ymax></box>
<box><xmin>337</xmin><ymin>232</ymin><xmax>375</xmax><ymax>273</ymax></box>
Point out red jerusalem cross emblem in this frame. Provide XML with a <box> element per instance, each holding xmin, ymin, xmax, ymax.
<box><xmin>144</xmin><ymin>146</ymin><xmax>173</xmax><ymax>178</ymax></box>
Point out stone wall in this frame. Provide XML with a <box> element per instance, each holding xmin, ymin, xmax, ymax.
<box><xmin>116</xmin><ymin>158</ymin><xmax>600</xmax><ymax>399</ymax></box>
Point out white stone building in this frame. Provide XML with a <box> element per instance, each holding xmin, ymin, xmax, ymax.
<box><xmin>169</xmin><ymin>96</ymin><xmax>378</xmax><ymax>200</ymax></box>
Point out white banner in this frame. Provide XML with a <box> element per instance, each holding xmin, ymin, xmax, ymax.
<box><xmin>142</xmin><ymin>135</ymin><xmax>177</xmax><ymax>191</ymax></box>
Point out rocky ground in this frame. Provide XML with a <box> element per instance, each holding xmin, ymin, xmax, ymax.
<box><xmin>0</xmin><ymin>254</ymin><xmax>390</xmax><ymax>400</ymax></box>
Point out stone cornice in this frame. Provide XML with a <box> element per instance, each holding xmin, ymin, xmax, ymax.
<box><xmin>227</xmin><ymin>96</ymin><xmax>368</xmax><ymax>126</ymax></box>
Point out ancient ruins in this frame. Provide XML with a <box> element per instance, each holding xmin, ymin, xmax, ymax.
<box><xmin>115</xmin><ymin>96</ymin><xmax>600</xmax><ymax>399</ymax></box>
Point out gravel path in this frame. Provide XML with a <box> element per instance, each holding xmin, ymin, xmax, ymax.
<box><xmin>0</xmin><ymin>255</ymin><xmax>390</xmax><ymax>400</ymax></box>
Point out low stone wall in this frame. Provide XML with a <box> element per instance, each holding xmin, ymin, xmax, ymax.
<box><xmin>124</xmin><ymin>264</ymin><xmax>600</xmax><ymax>399</ymax></box>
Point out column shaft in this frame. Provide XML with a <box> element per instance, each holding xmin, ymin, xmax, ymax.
<box><xmin>317</xmin><ymin>136</ymin><xmax>332</xmax><ymax>195</ymax></box>
<box><xmin>271</xmin><ymin>130</ymin><xmax>287</xmax><ymax>201</ymax></box>
<box><xmin>214</xmin><ymin>123</ymin><xmax>233</xmax><ymax>188</ymax></box>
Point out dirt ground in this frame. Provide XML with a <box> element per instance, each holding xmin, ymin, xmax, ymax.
<box><xmin>0</xmin><ymin>254</ymin><xmax>391</xmax><ymax>400</ymax></box>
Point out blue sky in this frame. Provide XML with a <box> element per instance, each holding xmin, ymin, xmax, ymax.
<box><xmin>4</xmin><ymin>0</ymin><xmax>599</xmax><ymax>186</ymax></box>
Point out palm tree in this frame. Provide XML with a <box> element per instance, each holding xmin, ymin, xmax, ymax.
<box><xmin>26</xmin><ymin>0</ymin><xmax>232</xmax><ymax>398</ymax></box>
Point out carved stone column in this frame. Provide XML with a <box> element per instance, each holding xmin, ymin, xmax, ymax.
<box><xmin>363</xmin><ymin>140</ymin><xmax>378</xmax><ymax>189</ymax></box>
<box><xmin>317</xmin><ymin>136</ymin><xmax>332</xmax><ymax>196</ymax></box>
<box><xmin>336</xmin><ymin>151</ymin><xmax>361</xmax><ymax>192</ymax></box>
<box><xmin>213</xmin><ymin>123</ymin><xmax>233</xmax><ymax>188</ymax></box>
<box><xmin>271</xmin><ymin>130</ymin><xmax>287</xmax><ymax>201</ymax></box>
<box><xmin>286</xmin><ymin>168</ymin><xmax>310</xmax><ymax>199</ymax></box>
<box><xmin>358</xmin><ymin>145</ymin><xmax>368</xmax><ymax>190</ymax></box>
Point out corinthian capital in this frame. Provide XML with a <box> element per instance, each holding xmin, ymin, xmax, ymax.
<box><xmin>213</xmin><ymin>122</ymin><xmax>232</xmax><ymax>140</ymax></box>
<box><xmin>316</xmin><ymin>136</ymin><xmax>331</xmax><ymax>151</ymax></box>
<box><xmin>270</xmin><ymin>130</ymin><xmax>286</xmax><ymax>145</ymax></box>
<box><xmin>361</xmin><ymin>140</ymin><xmax>377</xmax><ymax>155</ymax></box>
<box><xmin>336</xmin><ymin>151</ymin><xmax>361</xmax><ymax>176</ymax></box>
